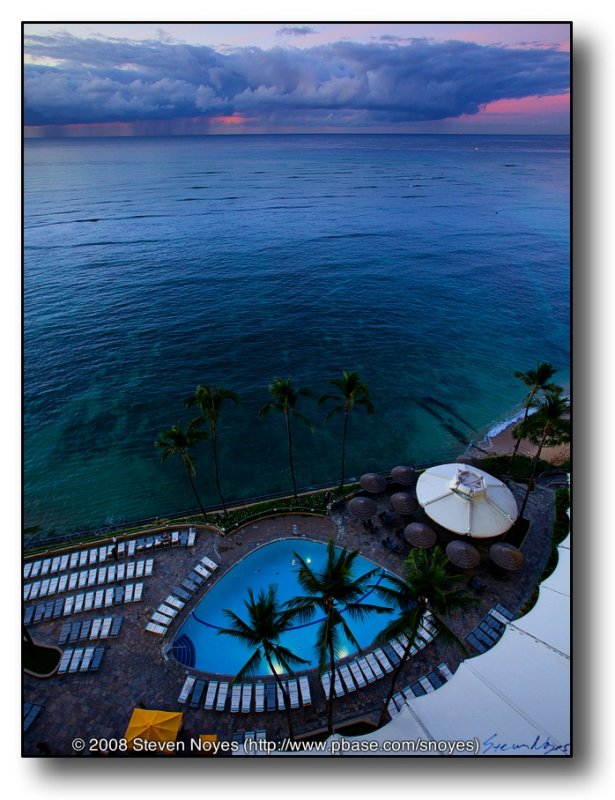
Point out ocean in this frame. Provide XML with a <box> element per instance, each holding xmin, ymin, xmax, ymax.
<box><xmin>24</xmin><ymin>134</ymin><xmax>570</xmax><ymax>543</ymax></box>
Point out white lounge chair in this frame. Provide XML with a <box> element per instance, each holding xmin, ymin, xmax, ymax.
<box><xmin>58</xmin><ymin>575</ymin><xmax>68</xmax><ymax>594</ymax></box>
<box><xmin>298</xmin><ymin>676</ymin><xmax>312</xmax><ymax>706</ymax></box>
<box><xmin>151</xmin><ymin>612</ymin><xmax>171</xmax><ymax>627</ymax></box>
<box><xmin>133</xmin><ymin>583</ymin><xmax>143</xmax><ymax>602</ymax></box>
<box><xmin>254</xmin><ymin>682</ymin><xmax>265</xmax><ymax>712</ymax></box>
<box><xmin>186</xmin><ymin>529</ymin><xmax>196</xmax><ymax>547</ymax></box>
<box><xmin>204</xmin><ymin>681</ymin><xmax>219</xmax><ymax>710</ymax></box>
<box><xmin>288</xmin><ymin>679</ymin><xmax>300</xmax><ymax>708</ymax></box>
<box><xmin>321</xmin><ymin>672</ymin><xmax>331</xmax><ymax>699</ymax></box>
<box><xmin>338</xmin><ymin>665</ymin><xmax>356</xmax><ymax>692</ymax></box>
<box><xmin>57</xmin><ymin>649</ymin><xmax>72</xmax><ymax>674</ymax></box>
<box><xmin>94</xmin><ymin>590</ymin><xmax>104</xmax><ymax>609</ymax></box>
<box><xmin>100</xmin><ymin>618</ymin><xmax>113</xmax><ymax>638</ymax></box>
<box><xmin>24</xmin><ymin>562</ymin><xmax>33</xmax><ymax>580</ymax></box>
<box><xmin>230</xmin><ymin>684</ymin><xmax>242</xmax><ymax>712</ymax></box>
<box><xmin>63</xmin><ymin>596</ymin><xmax>75</xmax><ymax>616</ymax></box>
<box><xmin>419</xmin><ymin>675</ymin><xmax>435</xmax><ymax>693</ymax></box>
<box><xmin>51</xmin><ymin>556</ymin><xmax>61</xmax><ymax>573</ymax></box>
<box><xmin>201</xmin><ymin>556</ymin><xmax>218</xmax><ymax>571</ymax></box>
<box><xmin>104</xmin><ymin>588</ymin><xmax>114</xmax><ymax>607</ymax></box>
<box><xmin>69</xmin><ymin>552</ymin><xmax>79</xmax><ymax>569</ymax></box>
<box><xmin>48</xmin><ymin>577</ymin><xmax>59</xmax><ymax>595</ymax></box>
<box><xmin>357</xmin><ymin>656</ymin><xmax>376</xmax><ymax>683</ymax></box>
<box><xmin>216</xmin><ymin>682</ymin><xmax>229</xmax><ymax>711</ymax></box>
<box><xmin>165</xmin><ymin>595</ymin><xmax>184</xmax><ymax>610</ymax></box>
<box><xmin>144</xmin><ymin>558</ymin><xmax>154</xmax><ymax>577</ymax></box>
<box><xmin>68</xmin><ymin>648</ymin><xmax>84</xmax><ymax>673</ymax></box>
<box><xmin>158</xmin><ymin>603</ymin><xmax>177</xmax><ymax>619</ymax></box>
<box><xmin>124</xmin><ymin>584</ymin><xmax>134</xmax><ymax>603</ymax></box>
<box><xmin>79</xmin><ymin>646</ymin><xmax>96</xmax><ymax>672</ymax></box>
<box><xmin>145</xmin><ymin>622</ymin><xmax>166</xmax><ymax>635</ymax></box>
<box><xmin>90</xmin><ymin>618</ymin><xmax>102</xmax><ymax>639</ymax></box>
<box><xmin>366</xmin><ymin>652</ymin><xmax>384</xmax><ymax>679</ymax></box>
<box><xmin>178</xmin><ymin>675</ymin><xmax>196</xmax><ymax>703</ymax></box>
<box><xmin>241</xmin><ymin>684</ymin><xmax>253</xmax><ymax>713</ymax></box>
<box><xmin>194</xmin><ymin>564</ymin><xmax>211</xmax><ymax>579</ymax></box>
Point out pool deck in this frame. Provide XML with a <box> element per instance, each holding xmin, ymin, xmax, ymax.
<box><xmin>22</xmin><ymin>481</ymin><xmax>557</xmax><ymax>756</ymax></box>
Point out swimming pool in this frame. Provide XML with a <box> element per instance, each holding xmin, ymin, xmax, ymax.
<box><xmin>171</xmin><ymin>538</ymin><xmax>397</xmax><ymax>675</ymax></box>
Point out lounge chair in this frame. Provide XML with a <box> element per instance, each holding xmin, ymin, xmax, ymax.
<box><xmin>288</xmin><ymin>679</ymin><xmax>300</xmax><ymax>708</ymax></box>
<box><xmin>173</xmin><ymin>586</ymin><xmax>191</xmax><ymax>602</ymax></box>
<box><xmin>63</xmin><ymin>596</ymin><xmax>75</xmax><ymax>616</ymax></box>
<box><xmin>133</xmin><ymin>583</ymin><xmax>144</xmax><ymax>602</ymax></box>
<box><xmin>230</xmin><ymin>684</ymin><xmax>242</xmax><ymax>712</ymax></box>
<box><xmin>466</xmin><ymin>632</ymin><xmax>487</xmax><ymax>653</ymax></box>
<box><xmin>41</xmin><ymin>559</ymin><xmax>51</xmax><ymax>576</ymax></box>
<box><xmin>189</xmin><ymin>679</ymin><xmax>206</xmax><ymax>708</ymax></box>
<box><xmin>276</xmin><ymin>682</ymin><xmax>288</xmax><ymax>710</ymax></box>
<box><xmin>265</xmin><ymin>683</ymin><xmax>276</xmax><ymax>711</ymax></box>
<box><xmin>48</xmin><ymin>577</ymin><xmax>59</xmax><ymax>595</ymax></box>
<box><xmin>388</xmin><ymin>692</ymin><xmax>405</xmax><ymax>717</ymax></box>
<box><xmin>58</xmin><ymin>623</ymin><xmax>71</xmax><ymax>645</ymax></box>
<box><xmin>40</xmin><ymin>579</ymin><xmax>50</xmax><ymax>597</ymax></box>
<box><xmin>97</xmin><ymin>567</ymin><xmax>107</xmax><ymax>585</ymax></box>
<box><xmin>332</xmin><ymin>669</ymin><xmax>345</xmax><ymax>697</ymax></box>
<box><xmin>165</xmin><ymin>595</ymin><xmax>184</xmax><ymax>611</ymax></box>
<box><xmin>348</xmin><ymin>661</ymin><xmax>366</xmax><ymax>688</ymax></box>
<box><xmin>194</xmin><ymin>564</ymin><xmax>211</xmax><ymax>580</ymax></box>
<box><xmin>493</xmin><ymin>603</ymin><xmax>514</xmax><ymax>621</ymax></box>
<box><xmin>135</xmin><ymin>561</ymin><xmax>145</xmax><ymax>579</ymax></box>
<box><xmin>201</xmin><ymin>556</ymin><xmax>218</xmax><ymax>571</ymax></box>
<box><xmin>382</xmin><ymin>643</ymin><xmax>401</xmax><ymax>666</ymax></box>
<box><xmin>78</xmin><ymin>572</ymin><xmax>88</xmax><ymax>589</ymax></box>
<box><xmin>53</xmin><ymin>598</ymin><xmax>65</xmax><ymax>618</ymax></box>
<box><xmin>418</xmin><ymin>675</ymin><xmax>434</xmax><ymax>693</ymax></box>
<box><xmin>23</xmin><ymin>703</ymin><xmax>42</xmax><ymax>732</ymax></box>
<box><xmin>80</xmin><ymin>619</ymin><xmax>92</xmax><ymax>640</ymax></box>
<box><xmin>67</xmin><ymin>573</ymin><xmax>78</xmax><ymax>592</ymax></box>
<box><xmin>126</xmin><ymin>563</ymin><xmax>135</xmax><ymax>580</ymax></box>
<box><xmin>338</xmin><ymin>665</ymin><xmax>356</xmax><ymax>692</ymax></box>
<box><xmin>204</xmin><ymin>680</ymin><xmax>219</xmax><ymax>710</ymax></box>
<box><xmin>93</xmin><ymin>590</ymin><xmax>104</xmax><ymax>609</ymax></box>
<box><xmin>171</xmin><ymin>531</ymin><xmax>179</xmax><ymax>547</ymax></box>
<box><xmin>23</xmin><ymin>584</ymin><xmax>32</xmax><ymax>602</ymax></box>
<box><xmin>57</xmin><ymin>649</ymin><xmax>72</xmax><ymax>674</ymax></box>
<box><xmin>117</xmin><ymin>541</ymin><xmax>126</xmax><ymax>558</ymax></box>
<box><xmin>127</xmin><ymin>540</ymin><xmax>136</xmax><ymax>557</ymax></box>
<box><xmin>68</xmin><ymin>648</ymin><xmax>84</xmax><ymax>673</ymax></box>
<box><xmin>90</xmin><ymin>647</ymin><xmax>105</xmax><ymax>671</ymax></box>
<box><xmin>151</xmin><ymin>612</ymin><xmax>171</xmax><ymax>627</ymax></box>
<box><xmin>144</xmin><ymin>558</ymin><xmax>154</xmax><ymax>577</ymax></box>
<box><xmin>254</xmin><ymin>682</ymin><xmax>265</xmax><ymax>712</ymax></box>
<box><xmin>241</xmin><ymin>684</ymin><xmax>252</xmax><ymax>713</ymax></box>
<box><xmin>186</xmin><ymin>529</ymin><xmax>196</xmax><ymax>547</ymax></box>
<box><xmin>117</xmin><ymin>563</ymin><xmax>127</xmax><ymax>581</ymax></box>
<box><xmin>298</xmin><ymin>676</ymin><xmax>312</xmax><ymax>706</ymax></box>
<box><xmin>188</xmin><ymin>571</ymin><xmax>205</xmax><ymax>586</ymax></box>
<box><xmin>389</xmin><ymin>638</ymin><xmax>406</xmax><ymax>659</ymax></box>
<box><xmin>373</xmin><ymin>648</ymin><xmax>394</xmax><ymax>673</ymax></box>
<box><xmin>50</xmin><ymin>556</ymin><xmax>61</xmax><ymax>573</ymax></box>
<box><xmin>59</xmin><ymin>554</ymin><xmax>70</xmax><ymax>571</ymax></box>
<box><xmin>321</xmin><ymin>672</ymin><xmax>331</xmax><ymax>699</ymax></box>
<box><xmin>87</xmin><ymin>569</ymin><xmax>97</xmax><ymax>587</ymax></box>
<box><xmin>43</xmin><ymin>601</ymin><xmax>55</xmax><ymax>620</ymax></box>
<box><xmin>366</xmin><ymin>652</ymin><xmax>384</xmax><ymax>679</ymax></box>
<box><xmin>29</xmin><ymin>583</ymin><xmax>40</xmax><ymax>600</ymax></box>
<box><xmin>179</xmin><ymin>531</ymin><xmax>188</xmax><ymax>547</ymax></box>
<box><xmin>100</xmin><ymin>617</ymin><xmax>113</xmax><ymax>638</ymax></box>
<box><xmin>216</xmin><ymin>682</ymin><xmax>229</xmax><ymax>711</ymax></box>
<box><xmin>58</xmin><ymin>575</ymin><xmax>68</xmax><ymax>594</ymax></box>
<box><xmin>106</xmin><ymin>565</ymin><xmax>116</xmax><ymax>582</ymax></box>
<box><xmin>409</xmin><ymin>681</ymin><xmax>427</xmax><ymax>697</ymax></box>
<box><xmin>357</xmin><ymin>656</ymin><xmax>376</xmax><ymax>683</ymax></box>
<box><xmin>178</xmin><ymin>675</ymin><xmax>196</xmax><ymax>703</ymax></box>
<box><xmin>78</xmin><ymin>551</ymin><xmax>88</xmax><ymax>568</ymax></box>
<box><xmin>181</xmin><ymin>578</ymin><xmax>197</xmax><ymax>593</ymax></box>
<box><xmin>110</xmin><ymin>617</ymin><xmax>122</xmax><ymax>637</ymax></box>
<box><xmin>79</xmin><ymin>646</ymin><xmax>96</xmax><ymax>672</ymax></box>
<box><xmin>23</xmin><ymin>563</ymin><xmax>33</xmax><ymax>580</ymax></box>
<box><xmin>89</xmin><ymin>618</ymin><xmax>102</xmax><ymax>639</ymax></box>
<box><xmin>124</xmin><ymin>584</ymin><xmax>134</xmax><ymax>603</ymax></box>
<box><xmin>83</xmin><ymin>592</ymin><xmax>94</xmax><ymax>612</ymax></box>
<box><xmin>158</xmin><ymin>603</ymin><xmax>177</xmax><ymax>619</ymax></box>
<box><xmin>255</xmin><ymin>730</ymin><xmax>266</xmax><ymax>741</ymax></box>
<box><xmin>23</xmin><ymin>607</ymin><xmax>35</xmax><ymax>626</ymax></box>
<box><xmin>145</xmin><ymin>622</ymin><xmax>165</xmax><ymax>635</ymax></box>
<box><xmin>31</xmin><ymin>560</ymin><xmax>42</xmax><ymax>577</ymax></box>
<box><xmin>114</xmin><ymin>586</ymin><xmax>125</xmax><ymax>603</ymax></box>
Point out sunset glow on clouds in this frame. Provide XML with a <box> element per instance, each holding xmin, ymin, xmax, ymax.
<box><xmin>23</xmin><ymin>23</ymin><xmax>570</xmax><ymax>136</ymax></box>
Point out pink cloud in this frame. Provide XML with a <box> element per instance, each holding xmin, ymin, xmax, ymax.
<box><xmin>479</xmin><ymin>93</ymin><xmax>570</xmax><ymax>116</ymax></box>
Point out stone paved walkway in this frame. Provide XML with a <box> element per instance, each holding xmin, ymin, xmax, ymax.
<box><xmin>22</xmin><ymin>481</ymin><xmax>557</xmax><ymax>757</ymax></box>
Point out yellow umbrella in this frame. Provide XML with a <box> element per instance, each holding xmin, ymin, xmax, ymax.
<box><xmin>198</xmin><ymin>734</ymin><xmax>218</xmax><ymax>755</ymax></box>
<box><xmin>124</xmin><ymin>709</ymin><xmax>183</xmax><ymax>749</ymax></box>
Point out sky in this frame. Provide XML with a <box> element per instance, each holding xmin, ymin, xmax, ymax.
<box><xmin>23</xmin><ymin>22</ymin><xmax>570</xmax><ymax>136</ymax></box>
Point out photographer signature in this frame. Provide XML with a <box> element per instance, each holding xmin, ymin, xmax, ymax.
<box><xmin>482</xmin><ymin>732</ymin><xmax>570</xmax><ymax>755</ymax></box>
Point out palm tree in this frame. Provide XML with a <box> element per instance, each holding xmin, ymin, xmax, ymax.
<box><xmin>186</xmin><ymin>384</ymin><xmax>239</xmax><ymax>518</ymax></box>
<box><xmin>514</xmin><ymin>388</ymin><xmax>570</xmax><ymax>518</ymax></box>
<box><xmin>155</xmin><ymin>421</ymin><xmax>208</xmax><ymax>517</ymax></box>
<box><xmin>258</xmin><ymin>377</ymin><xmax>312</xmax><ymax>499</ymax></box>
<box><xmin>288</xmin><ymin>539</ymin><xmax>389</xmax><ymax>735</ymax></box>
<box><xmin>373</xmin><ymin>546</ymin><xmax>475</xmax><ymax>727</ymax></box>
<box><xmin>217</xmin><ymin>585</ymin><xmax>308</xmax><ymax>741</ymax></box>
<box><xmin>510</xmin><ymin>362</ymin><xmax>559</xmax><ymax>471</ymax></box>
<box><xmin>319</xmin><ymin>370</ymin><xmax>374</xmax><ymax>491</ymax></box>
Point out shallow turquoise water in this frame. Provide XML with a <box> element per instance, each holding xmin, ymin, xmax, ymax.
<box><xmin>172</xmin><ymin>538</ymin><xmax>396</xmax><ymax>674</ymax></box>
<box><xmin>24</xmin><ymin>134</ymin><xmax>570</xmax><ymax>541</ymax></box>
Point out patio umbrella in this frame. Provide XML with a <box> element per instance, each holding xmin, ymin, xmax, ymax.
<box><xmin>389</xmin><ymin>492</ymin><xmax>418</xmax><ymax>515</ymax></box>
<box><xmin>348</xmin><ymin>496</ymin><xmax>377</xmax><ymax>519</ymax></box>
<box><xmin>416</xmin><ymin>464</ymin><xmax>518</xmax><ymax>538</ymax></box>
<box><xmin>124</xmin><ymin>709</ymin><xmax>183</xmax><ymax>750</ymax></box>
<box><xmin>489</xmin><ymin>543</ymin><xmax>525</xmax><ymax>571</ymax></box>
<box><xmin>391</xmin><ymin>466</ymin><xmax>417</xmax><ymax>486</ymax></box>
<box><xmin>359</xmin><ymin>472</ymin><xmax>387</xmax><ymax>493</ymax></box>
<box><xmin>404</xmin><ymin>523</ymin><xmax>437</xmax><ymax>549</ymax></box>
<box><xmin>446</xmin><ymin>540</ymin><xmax>481</xmax><ymax>569</ymax></box>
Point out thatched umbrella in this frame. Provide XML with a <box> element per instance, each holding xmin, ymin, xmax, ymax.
<box><xmin>390</xmin><ymin>465</ymin><xmax>417</xmax><ymax>486</ymax></box>
<box><xmin>404</xmin><ymin>523</ymin><xmax>437</xmax><ymax>549</ymax></box>
<box><xmin>389</xmin><ymin>492</ymin><xmax>418</xmax><ymax>515</ymax></box>
<box><xmin>489</xmin><ymin>543</ymin><xmax>524</xmax><ymax>571</ymax></box>
<box><xmin>446</xmin><ymin>540</ymin><xmax>481</xmax><ymax>569</ymax></box>
<box><xmin>348</xmin><ymin>496</ymin><xmax>377</xmax><ymax>519</ymax></box>
<box><xmin>359</xmin><ymin>472</ymin><xmax>387</xmax><ymax>494</ymax></box>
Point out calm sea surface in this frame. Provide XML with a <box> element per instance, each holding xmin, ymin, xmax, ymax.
<box><xmin>24</xmin><ymin>135</ymin><xmax>570</xmax><ymax>542</ymax></box>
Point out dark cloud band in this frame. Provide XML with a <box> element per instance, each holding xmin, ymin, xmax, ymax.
<box><xmin>24</xmin><ymin>33</ymin><xmax>570</xmax><ymax>128</ymax></box>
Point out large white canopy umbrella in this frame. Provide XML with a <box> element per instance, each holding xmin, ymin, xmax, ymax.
<box><xmin>416</xmin><ymin>464</ymin><xmax>518</xmax><ymax>538</ymax></box>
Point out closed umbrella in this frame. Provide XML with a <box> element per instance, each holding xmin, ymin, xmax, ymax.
<box><xmin>359</xmin><ymin>473</ymin><xmax>387</xmax><ymax>494</ymax></box>
<box><xmin>348</xmin><ymin>496</ymin><xmax>377</xmax><ymax>519</ymax></box>
<box><xmin>391</xmin><ymin>466</ymin><xmax>417</xmax><ymax>485</ymax></box>
<box><xmin>404</xmin><ymin>523</ymin><xmax>437</xmax><ymax>549</ymax></box>
<box><xmin>416</xmin><ymin>464</ymin><xmax>518</xmax><ymax>538</ymax></box>
<box><xmin>446</xmin><ymin>540</ymin><xmax>481</xmax><ymax>569</ymax></box>
<box><xmin>489</xmin><ymin>543</ymin><xmax>525</xmax><ymax>571</ymax></box>
<box><xmin>389</xmin><ymin>492</ymin><xmax>418</xmax><ymax>515</ymax></box>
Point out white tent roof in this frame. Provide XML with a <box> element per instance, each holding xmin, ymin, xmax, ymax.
<box><xmin>331</xmin><ymin>525</ymin><xmax>570</xmax><ymax>756</ymax></box>
<box><xmin>416</xmin><ymin>463</ymin><xmax>518</xmax><ymax>538</ymax></box>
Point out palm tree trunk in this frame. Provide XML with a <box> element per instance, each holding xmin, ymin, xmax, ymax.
<box><xmin>327</xmin><ymin>637</ymin><xmax>336</xmax><ymax>735</ymax></box>
<box><xmin>510</xmin><ymin>392</ymin><xmax>535</xmax><ymax>473</ymax></box>
<box><xmin>265</xmin><ymin>654</ymin><xmax>295</xmax><ymax>741</ymax></box>
<box><xmin>378</xmin><ymin>634</ymin><xmax>415</xmax><ymax>727</ymax></box>
<box><xmin>211</xmin><ymin>434</ymin><xmax>228</xmax><ymax>518</ymax></box>
<box><xmin>285</xmin><ymin>411</ymin><xmax>298</xmax><ymax>499</ymax></box>
<box><xmin>339</xmin><ymin>409</ymin><xmax>349</xmax><ymax>491</ymax></box>
<box><xmin>518</xmin><ymin>427</ymin><xmax>550</xmax><ymax>519</ymax></box>
<box><xmin>186</xmin><ymin>469</ymin><xmax>207</xmax><ymax>518</ymax></box>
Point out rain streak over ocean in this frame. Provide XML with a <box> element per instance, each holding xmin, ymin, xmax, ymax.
<box><xmin>24</xmin><ymin>134</ymin><xmax>570</xmax><ymax>542</ymax></box>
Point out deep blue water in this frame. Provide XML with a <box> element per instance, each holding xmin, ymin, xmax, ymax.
<box><xmin>24</xmin><ymin>134</ymin><xmax>570</xmax><ymax>542</ymax></box>
<box><xmin>173</xmin><ymin>538</ymin><xmax>395</xmax><ymax>674</ymax></box>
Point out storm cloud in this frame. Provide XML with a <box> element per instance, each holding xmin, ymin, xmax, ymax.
<box><xmin>24</xmin><ymin>32</ymin><xmax>570</xmax><ymax>129</ymax></box>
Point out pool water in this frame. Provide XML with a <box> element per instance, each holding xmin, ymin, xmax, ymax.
<box><xmin>172</xmin><ymin>538</ymin><xmax>397</xmax><ymax>675</ymax></box>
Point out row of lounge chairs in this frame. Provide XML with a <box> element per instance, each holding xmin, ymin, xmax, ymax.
<box><xmin>177</xmin><ymin>675</ymin><xmax>312</xmax><ymax>713</ymax></box>
<box><xmin>23</xmin><ymin>702</ymin><xmax>42</xmax><ymax>732</ymax></box>
<box><xmin>145</xmin><ymin>554</ymin><xmax>218</xmax><ymax>636</ymax></box>
<box><xmin>23</xmin><ymin>527</ymin><xmax>197</xmax><ymax>580</ymax></box>
<box><xmin>58</xmin><ymin>616</ymin><xmax>123</xmax><ymax>645</ymax></box>
<box><xmin>388</xmin><ymin>662</ymin><xmax>454</xmax><ymax>717</ymax></box>
<box><xmin>24</xmin><ymin>559</ymin><xmax>153</xmax><ymax>601</ymax></box>
<box><xmin>23</xmin><ymin>582</ymin><xmax>144</xmax><ymax>626</ymax></box>
<box><xmin>57</xmin><ymin>645</ymin><xmax>106</xmax><ymax>675</ymax></box>
<box><xmin>465</xmin><ymin>604</ymin><xmax>512</xmax><ymax>654</ymax></box>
